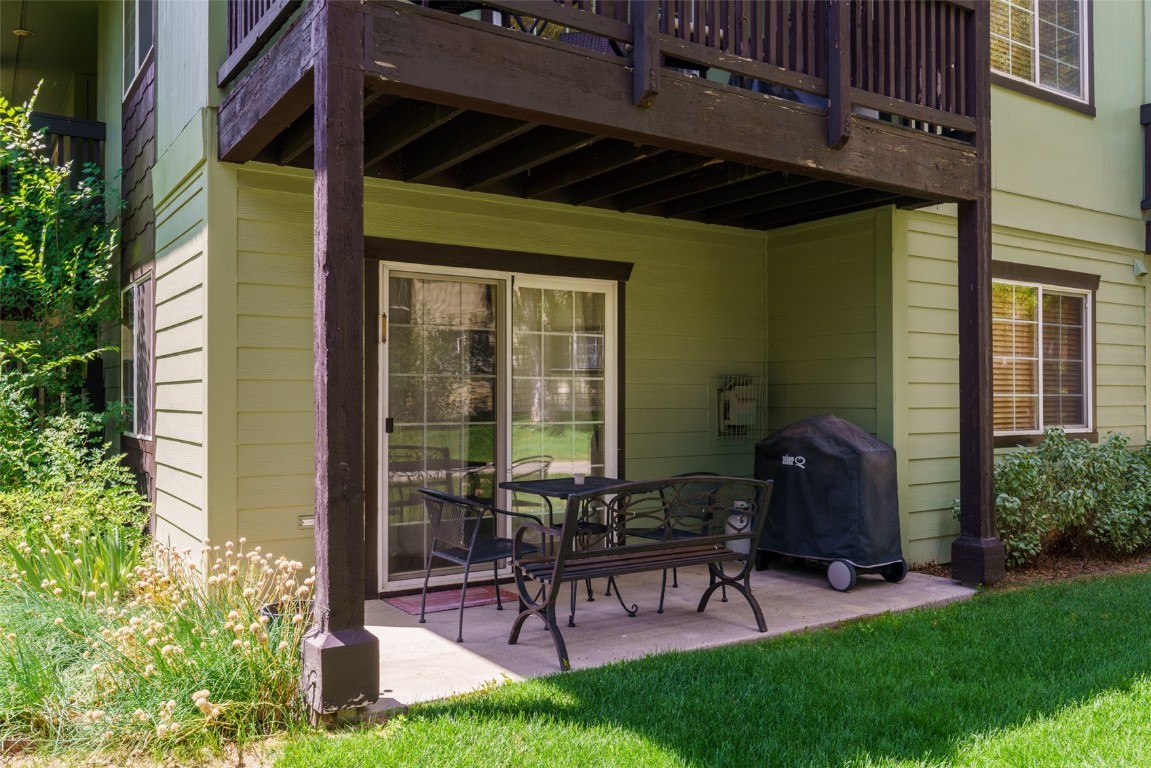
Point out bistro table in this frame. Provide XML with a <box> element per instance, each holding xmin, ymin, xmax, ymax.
<box><xmin>498</xmin><ymin>475</ymin><xmax>632</xmax><ymax>626</ymax></box>
<box><xmin>498</xmin><ymin>475</ymin><xmax>630</xmax><ymax>526</ymax></box>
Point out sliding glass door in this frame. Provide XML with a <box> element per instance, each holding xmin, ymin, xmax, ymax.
<box><xmin>380</xmin><ymin>267</ymin><xmax>615</xmax><ymax>587</ymax></box>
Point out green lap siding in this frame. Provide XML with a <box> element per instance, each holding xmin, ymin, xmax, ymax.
<box><xmin>233</xmin><ymin>166</ymin><xmax>766</xmax><ymax>565</ymax></box>
<box><xmin>894</xmin><ymin>204</ymin><xmax>1149</xmax><ymax>565</ymax></box>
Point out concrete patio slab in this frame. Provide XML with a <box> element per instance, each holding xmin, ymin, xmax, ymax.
<box><xmin>364</xmin><ymin>561</ymin><xmax>974</xmax><ymax>711</ymax></box>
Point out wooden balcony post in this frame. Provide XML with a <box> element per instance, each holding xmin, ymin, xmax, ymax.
<box><xmin>951</xmin><ymin>0</ymin><xmax>1005</xmax><ymax>585</ymax></box>
<box><xmin>632</xmin><ymin>0</ymin><xmax>659</xmax><ymax>107</ymax></box>
<box><xmin>826</xmin><ymin>0</ymin><xmax>850</xmax><ymax>148</ymax></box>
<box><xmin>300</xmin><ymin>0</ymin><xmax>380</xmax><ymax>716</ymax></box>
<box><xmin>1141</xmin><ymin>104</ymin><xmax>1151</xmax><ymax>254</ymax></box>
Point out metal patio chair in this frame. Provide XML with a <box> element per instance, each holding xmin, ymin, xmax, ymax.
<box><xmin>417</xmin><ymin>487</ymin><xmax>541</xmax><ymax>643</ymax></box>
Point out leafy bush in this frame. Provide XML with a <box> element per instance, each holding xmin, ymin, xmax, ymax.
<box><xmin>970</xmin><ymin>428</ymin><xmax>1151</xmax><ymax>566</ymax></box>
<box><xmin>0</xmin><ymin>537</ymin><xmax>314</xmax><ymax>756</ymax></box>
<box><xmin>0</xmin><ymin>89</ymin><xmax>118</xmax><ymax>402</ymax></box>
<box><xmin>0</xmin><ymin>343</ymin><xmax>148</xmax><ymax>554</ymax></box>
<box><xmin>0</xmin><ymin>384</ymin><xmax>148</xmax><ymax>552</ymax></box>
<box><xmin>0</xmin><ymin>89</ymin><xmax>144</xmax><ymax>555</ymax></box>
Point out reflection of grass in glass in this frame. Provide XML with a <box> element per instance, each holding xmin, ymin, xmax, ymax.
<box><xmin>513</xmin><ymin>424</ymin><xmax>603</xmax><ymax>466</ymax></box>
<box><xmin>387</xmin><ymin>423</ymin><xmax>603</xmax><ymax>472</ymax></box>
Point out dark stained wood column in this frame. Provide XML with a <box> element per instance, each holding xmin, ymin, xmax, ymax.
<box><xmin>300</xmin><ymin>0</ymin><xmax>380</xmax><ymax>715</ymax></box>
<box><xmin>825</xmin><ymin>0</ymin><xmax>850</xmax><ymax>149</ymax></box>
<box><xmin>631</xmin><ymin>0</ymin><xmax>658</xmax><ymax>107</ymax></box>
<box><xmin>951</xmin><ymin>0</ymin><xmax>1005</xmax><ymax>585</ymax></box>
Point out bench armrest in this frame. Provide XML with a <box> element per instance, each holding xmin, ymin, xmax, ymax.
<box><xmin>513</xmin><ymin>520</ymin><xmax>560</xmax><ymax>560</ymax></box>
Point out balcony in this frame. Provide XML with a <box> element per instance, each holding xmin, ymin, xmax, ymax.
<box><xmin>218</xmin><ymin>0</ymin><xmax>987</xmax><ymax>229</ymax></box>
<box><xmin>30</xmin><ymin>113</ymin><xmax>106</xmax><ymax>181</ymax></box>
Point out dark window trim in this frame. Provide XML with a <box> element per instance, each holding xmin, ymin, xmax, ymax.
<box><xmin>992</xmin><ymin>261</ymin><xmax>1100</xmax><ymax>291</ymax></box>
<box><xmin>364</xmin><ymin>236</ymin><xmax>632</xmax><ymax>580</ymax></box>
<box><xmin>121</xmin><ymin>267</ymin><xmax>156</xmax><ymax>442</ymax></box>
<box><xmin>364</xmin><ymin>237</ymin><xmax>634</xmax><ymax>282</ymax></box>
<box><xmin>991</xmin><ymin>260</ymin><xmax>1098</xmax><ymax>448</ymax></box>
<box><xmin>989</xmin><ymin>0</ymin><xmax>1095</xmax><ymax>117</ymax></box>
<box><xmin>992</xmin><ymin>73</ymin><xmax>1095</xmax><ymax>117</ymax></box>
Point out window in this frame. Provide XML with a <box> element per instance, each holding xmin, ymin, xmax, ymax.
<box><xmin>991</xmin><ymin>0</ymin><xmax>1090</xmax><ymax>105</ymax></box>
<box><xmin>992</xmin><ymin>264</ymin><xmax>1097</xmax><ymax>444</ymax></box>
<box><xmin>121</xmin><ymin>273</ymin><xmax>154</xmax><ymax>439</ymax></box>
<box><xmin>123</xmin><ymin>0</ymin><xmax>155</xmax><ymax>95</ymax></box>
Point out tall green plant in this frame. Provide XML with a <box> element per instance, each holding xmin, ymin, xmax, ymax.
<box><xmin>0</xmin><ymin>88</ymin><xmax>118</xmax><ymax>405</ymax></box>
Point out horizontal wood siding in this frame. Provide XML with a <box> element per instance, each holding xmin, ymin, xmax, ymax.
<box><xmin>897</xmin><ymin>208</ymin><xmax>1149</xmax><ymax>565</ymax></box>
<box><xmin>152</xmin><ymin>168</ymin><xmax>209</xmax><ymax>551</ymax></box>
<box><xmin>766</xmin><ymin>211</ymin><xmax>879</xmax><ymax>435</ymax></box>
<box><xmin>233</xmin><ymin>166</ymin><xmax>765</xmax><ymax>560</ymax></box>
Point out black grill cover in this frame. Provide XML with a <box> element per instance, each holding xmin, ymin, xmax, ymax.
<box><xmin>754</xmin><ymin>414</ymin><xmax>902</xmax><ymax>567</ymax></box>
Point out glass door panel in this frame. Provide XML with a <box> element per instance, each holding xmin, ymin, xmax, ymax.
<box><xmin>511</xmin><ymin>284</ymin><xmax>609</xmax><ymax>515</ymax></box>
<box><xmin>385</xmin><ymin>274</ymin><xmax>498</xmax><ymax>580</ymax></box>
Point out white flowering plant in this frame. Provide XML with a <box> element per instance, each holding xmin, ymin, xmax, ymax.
<box><xmin>0</xmin><ymin>537</ymin><xmax>315</xmax><ymax>757</ymax></box>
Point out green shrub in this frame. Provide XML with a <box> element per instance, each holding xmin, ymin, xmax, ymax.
<box><xmin>973</xmin><ymin>428</ymin><xmax>1151</xmax><ymax>566</ymax></box>
<box><xmin>0</xmin><ymin>89</ymin><xmax>118</xmax><ymax>402</ymax></box>
<box><xmin>0</xmin><ymin>361</ymin><xmax>148</xmax><ymax>553</ymax></box>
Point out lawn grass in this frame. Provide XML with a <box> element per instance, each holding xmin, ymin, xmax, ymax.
<box><xmin>276</xmin><ymin>571</ymin><xmax>1151</xmax><ymax>767</ymax></box>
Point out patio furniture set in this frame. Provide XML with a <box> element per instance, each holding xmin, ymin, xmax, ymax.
<box><xmin>417</xmin><ymin>473</ymin><xmax>774</xmax><ymax>671</ymax></box>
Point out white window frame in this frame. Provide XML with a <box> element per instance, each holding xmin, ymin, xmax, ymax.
<box><xmin>990</xmin><ymin>0</ymin><xmax>1090</xmax><ymax>104</ymax></box>
<box><xmin>992</xmin><ymin>278</ymin><xmax>1094</xmax><ymax>440</ymax></box>
<box><xmin>121</xmin><ymin>272</ymin><xmax>154</xmax><ymax>440</ymax></box>
<box><xmin>377</xmin><ymin>263</ymin><xmax>619</xmax><ymax>591</ymax></box>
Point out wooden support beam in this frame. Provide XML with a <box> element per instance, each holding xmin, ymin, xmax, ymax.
<box><xmin>276</xmin><ymin>108</ymin><xmax>316</xmax><ymax>164</ymax></box>
<box><xmin>364</xmin><ymin>100</ymin><xmax>463</xmax><ymax>174</ymax></box>
<box><xmin>707</xmin><ymin>180</ymin><xmax>850</xmax><ymax>224</ymax></box>
<box><xmin>464</xmin><ymin>127</ymin><xmax>599</xmax><ymax>190</ymax></box>
<box><xmin>826</xmin><ymin>0</ymin><xmax>850</xmax><ymax>149</ymax></box>
<box><xmin>300</xmin><ymin>0</ymin><xmax>379</xmax><ymax>717</ymax></box>
<box><xmin>632</xmin><ymin>0</ymin><xmax>659</xmax><ymax>107</ymax></box>
<box><xmin>617</xmin><ymin>164</ymin><xmax>771</xmax><ymax>213</ymax></box>
<box><xmin>1141</xmin><ymin>103</ymin><xmax>1151</xmax><ymax>254</ymax></box>
<box><xmin>402</xmin><ymin>113</ymin><xmax>536</xmax><ymax>183</ymax></box>
<box><xmin>218</xmin><ymin>0</ymin><xmax>303</xmax><ymax>88</ymax></box>
<box><xmin>523</xmin><ymin>141</ymin><xmax>663</xmax><ymax>198</ymax></box>
<box><xmin>571</xmin><ymin>153</ymin><xmax>720</xmax><ymax>206</ymax></box>
<box><xmin>951</xmin><ymin>0</ymin><xmax>1004</xmax><ymax>585</ymax></box>
<box><xmin>663</xmin><ymin>173</ymin><xmax>814</xmax><ymax>218</ymax></box>
<box><xmin>744</xmin><ymin>188</ymin><xmax>899</xmax><ymax>229</ymax></box>
<box><xmin>218</xmin><ymin>0</ymin><xmax>319</xmax><ymax>163</ymax></box>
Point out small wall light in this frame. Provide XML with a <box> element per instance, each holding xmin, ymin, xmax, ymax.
<box><xmin>1135</xmin><ymin>257</ymin><xmax>1149</xmax><ymax>278</ymax></box>
<box><xmin>11</xmin><ymin>28</ymin><xmax>34</xmax><ymax>38</ymax></box>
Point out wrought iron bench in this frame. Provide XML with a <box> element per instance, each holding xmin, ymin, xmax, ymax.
<box><xmin>509</xmin><ymin>475</ymin><xmax>774</xmax><ymax>670</ymax></box>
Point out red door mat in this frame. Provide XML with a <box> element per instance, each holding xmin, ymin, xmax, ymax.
<box><xmin>384</xmin><ymin>585</ymin><xmax>519</xmax><ymax>615</ymax></box>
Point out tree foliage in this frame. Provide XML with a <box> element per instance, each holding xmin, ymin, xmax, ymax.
<box><xmin>0</xmin><ymin>88</ymin><xmax>118</xmax><ymax>404</ymax></box>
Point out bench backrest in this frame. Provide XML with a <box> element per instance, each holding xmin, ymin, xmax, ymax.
<box><xmin>556</xmin><ymin>475</ymin><xmax>773</xmax><ymax>565</ymax></box>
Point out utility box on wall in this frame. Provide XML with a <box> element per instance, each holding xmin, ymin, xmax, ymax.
<box><xmin>709</xmin><ymin>375</ymin><xmax>766</xmax><ymax>446</ymax></box>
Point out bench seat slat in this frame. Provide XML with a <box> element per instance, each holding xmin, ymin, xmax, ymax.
<box><xmin>508</xmin><ymin>475</ymin><xmax>774</xmax><ymax>671</ymax></box>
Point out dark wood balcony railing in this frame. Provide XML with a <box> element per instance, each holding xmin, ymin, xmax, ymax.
<box><xmin>472</xmin><ymin>0</ymin><xmax>979</xmax><ymax>145</ymax></box>
<box><xmin>29</xmin><ymin>113</ymin><xmax>106</xmax><ymax>180</ymax></box>
<box><xmin>220</xmin><ymin>0</ymin><xmax>981</xmax><ymax>148</ymax></box>
<box><xmin>220</xmin><ymin>0</ymin><xmax>302</xmax><ymax>87</ymax></box>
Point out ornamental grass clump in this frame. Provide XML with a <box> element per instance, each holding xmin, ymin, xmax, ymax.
<box><xmin>0</xmin><ymin>536</ymin><xmax>314</xmax><ymax>758</ymax></box>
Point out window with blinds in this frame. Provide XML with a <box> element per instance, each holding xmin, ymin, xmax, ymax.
<box><xmin>990</xmin><ymin>0</ymin><xmax>1088</xmax><ymax>103</ymax></box>
<box><xmin>992</xmin><ymin>280</ymin><xmax>1091</xmax><ymax>436</ymax></box>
